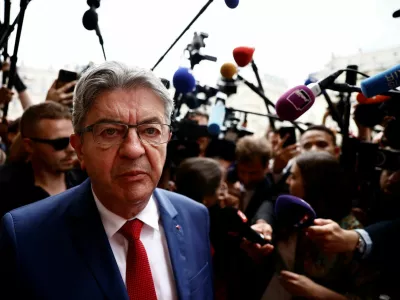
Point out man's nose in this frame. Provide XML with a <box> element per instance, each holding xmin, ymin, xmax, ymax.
<box><xmin>118</xmin><ymin>128</ymin><xmax>146</xmax><ymax>159</ymax></box>
<box><xmin>65</xmin><ymin>142</ymin><xmax>75</xmax><ymax>153</ymax></box>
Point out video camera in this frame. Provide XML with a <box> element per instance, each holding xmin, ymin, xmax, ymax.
<box><xmin>185</xmin><ymin>32</ymin><xmax>217</xmax><ymax>69</ymax></box>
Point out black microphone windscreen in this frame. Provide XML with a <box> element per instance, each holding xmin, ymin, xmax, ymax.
<box><xmin>82</xmin><ymin>9</ymin><xmax>98</xmax><ymax>31</ymax></box>
<box><xmin>275</xmin><ymin>195</ymin><xmax>316</xmax><ymax>229</ymax></box>
<box><xmin>393</xmin><ymin>9</ymin><xmax>400</xmax><ymax>18</ymax></box>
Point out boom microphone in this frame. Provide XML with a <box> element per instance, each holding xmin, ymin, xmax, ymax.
<box><xmin>233</xmin><ymin>47</ymin><xmax>255</xmax><ymax>67</ymax></box>
<box><xmin>173</xmin><ymin>68</ymin><xmax>196</xmax><ymax>94</ymax></box>
<box><xmin>360</xmin><ymin>64</ymin><xmax>400</xmax><ymax>98</ymax></box>
<box><xmin>82</xmin><ymin>6</ymin><xmax>106</xmax><ymax>60</ymax></box>
<box><xmin>219</xmin><ymin>206</ymin><xmax>270</xmax><ymax>245</ymax></box>
<box><xmin>225</xmin><ymin>0</ymin><xmax>239</xmax><ymax>9</ymax></box>
<box><xmin>275</xmin><ymin>195</ymin><xmax>316</xmax><ymax>229</ymax></box>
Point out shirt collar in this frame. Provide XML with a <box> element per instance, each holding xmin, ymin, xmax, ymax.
<box><xmin>92</xmin><ymin>187</ymin><xmax>160</xmax><ymax>239</ymax></box>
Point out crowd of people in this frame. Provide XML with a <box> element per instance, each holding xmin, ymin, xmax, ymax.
<box><xmin>0</xmin><ymin>61</ymin><xmax>399</xmax><ymax>299</ymax></box>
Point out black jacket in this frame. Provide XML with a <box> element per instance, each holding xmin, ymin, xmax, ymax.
<box><xmin>0</xmin><ymin>162</ymin><xmax>87</xmax><ymax>217</ymax></box>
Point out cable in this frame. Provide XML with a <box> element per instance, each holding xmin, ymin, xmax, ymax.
<box><xmin>151</xmin><ymin>0</ymin><xmax>214</xmax><ymax>71</ymax></box>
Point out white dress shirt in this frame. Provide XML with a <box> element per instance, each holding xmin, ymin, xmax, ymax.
<box><xmin>93</xmin><ymin>190</ymin><xmax>178</xmax><ymax>300</ymax></box>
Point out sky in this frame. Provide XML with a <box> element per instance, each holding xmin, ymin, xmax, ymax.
<box><xmin>5</xmin><ymin>0</ymin><xmax>400</xmax><ymax>88</ymax></box>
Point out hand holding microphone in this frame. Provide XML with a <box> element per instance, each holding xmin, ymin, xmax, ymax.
<box><xmin>305</xmin><ymin>219</ymin><xmax>360</xmax><ymax>254</ymax></box>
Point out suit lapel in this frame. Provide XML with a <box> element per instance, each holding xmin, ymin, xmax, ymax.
<box><xmin>154</xmin><ymin>189</ymin><xmax>190</xmax><ymax>300</ymax></box>
<box><xmin>66</xmin><ymin>179</ymin><xmax>128</xmax><ymax>300</ymax></box>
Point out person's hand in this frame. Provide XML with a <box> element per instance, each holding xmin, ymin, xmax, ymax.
<box><xmin>1</xmin><ymin>61</ymin><xmax>10</xmax><ymax>72</ymax></box>
<box><xmin>305</xmin><ymin>219</ymin><xmax>359</xmax><ymax>253</ymax></box>
<box><xmin>46</xmin><ymin>80</ymin><xmax>77</xmax><ymax>106</ymax></box>
<box><xmin>223</xmin><ymin>193</ymin><xmax>240</xmax><ymax>209</ymax></box>
<box><xmin>0</xmin><ymin>87</ymin><xmax>14</xmax><ymax>105</ymax></box>
<box><xmin>253</xmin><ymin>219</ymin><xmax>273</xmax><ymax>239</ymax></box>
<box><xmin>272</xmin><ymin>135</ymin><xmax>300</xmax><ymax>174</ymax></box>
<box><xmin>240</xmin><ymin>220</ymin><xmax>274</xmax><ymax>262</ymax></box>
<box><xmin>279</xmin><ymin>271</ymin><xmax>321</xmax><ymax>298</ymax></box>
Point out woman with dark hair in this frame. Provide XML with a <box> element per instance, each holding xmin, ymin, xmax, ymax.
<box><xmin>288</xmin><ymin>151</ymin><xmax>353</xmax><ymax>223</ymax></box>
<box><xmin>262</xmin><ymin>152</ymin><xmax>378</xmax><ymax>300</ymax></box>
<box><xmin>175</xmin><ymin>157</ymin><xmax>227</xmax><ymax>207</ymax></box>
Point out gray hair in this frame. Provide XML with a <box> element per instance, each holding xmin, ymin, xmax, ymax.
<box><xmin>72</xmin><ymin>61</ymin><xmax>174</xmax><ymax>133</ymax></box>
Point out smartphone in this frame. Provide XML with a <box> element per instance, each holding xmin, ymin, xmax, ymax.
<box><xmin>278</xmin><ymin>127</ymin><xmax>297</xmax><ymax>148</ymax></box>
<box><xmin>56</xmin><ymin>69</ymin><xmax>78</xmax><ymax>93</ymax></box>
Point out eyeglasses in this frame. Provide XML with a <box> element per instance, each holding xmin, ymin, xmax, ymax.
<box><xmin>78</xmin><ymin>121</ymin><xmax>171</xmax><ymax>147</ymax></box>
<box><xmin>30</xmin><ymin>137</ymin><xmax>71</xmax><ymax>151</ymax></box>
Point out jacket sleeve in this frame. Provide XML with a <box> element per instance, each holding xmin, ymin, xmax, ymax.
<box><xmin>0</xmin><ymin>213</ymin><xmax>18</xmax><ymax>292</ymax></box>
<box><xmin>252</xmin><ymin>199</ymin><xmax>275</xmax><ymax>226</ymax></box>
<box><xmin>365</xmin><ymin>218</ymin><xmax>400</xmax><ymax>266</ymax></box>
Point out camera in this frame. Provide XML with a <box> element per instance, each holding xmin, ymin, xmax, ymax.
<box><xmin>185</xmin><ymin>32</ymin><xmax>217</xmax><ymax>69</ymax></box>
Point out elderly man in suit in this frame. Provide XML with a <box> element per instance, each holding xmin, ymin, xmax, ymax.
<box><xmin>0</xmin><ymin>61</ymin><xmax>213</xmax><ymax>300</ymax></box>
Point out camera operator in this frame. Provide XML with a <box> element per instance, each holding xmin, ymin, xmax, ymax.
<box><xmin>0</xmin><ymin>102</ymin><xmax>86</xmax><ymax>217</ymax></box>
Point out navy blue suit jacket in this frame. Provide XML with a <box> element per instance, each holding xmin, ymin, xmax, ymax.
<box><xmin>0</xmin><ymin>179</ymin><xmax>213</xmax><ymax>300</ymax></box>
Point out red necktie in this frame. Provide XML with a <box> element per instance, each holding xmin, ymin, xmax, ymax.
<box><xmin>119</xmin><ymin>219</ymin><xmax>158</xmax><ymax>300</ymax></box>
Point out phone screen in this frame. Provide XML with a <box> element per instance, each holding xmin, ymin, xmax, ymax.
<box><xmin>278</xmin><ymin>127</ymin><xmax>297</xmax><ymax>148</ymax></box>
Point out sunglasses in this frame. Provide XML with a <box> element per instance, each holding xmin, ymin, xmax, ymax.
<box><xmin>30</xmin><ymin>137</ymin><xmax>71</xmax><ymax>151</ymax></box>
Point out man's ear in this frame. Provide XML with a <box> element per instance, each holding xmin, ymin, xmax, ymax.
<box><xmin>70</xmin><ymin>134</ymin><xmax>84</xmax><ymax>161</ymax></box>
<box><xmin>22</xmin><ymin>138</ymin><xmax>34</xmax><ymax>154</ymax></box>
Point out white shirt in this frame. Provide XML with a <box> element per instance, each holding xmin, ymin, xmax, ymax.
<box><xmin>93</xmin><ymin>190</ymin><xmax>178</xmax><ymax>300</ymax></box>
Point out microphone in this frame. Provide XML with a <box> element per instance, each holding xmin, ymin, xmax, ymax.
<box><xmin>276</xmin><ymin>86</ymin><xmax>316</xmax><ymax>121</ymax></box>
<box><xmin>220</xmin><ymin>62</ymin><xmax>237</xmax><ymax>80</ymax></box>
<box><xmin>208</xmin><ymin>97</ymin><xmax>226</xmax><ymax>135</ymax></box>
<box><xmin>82</xmin><ymin>6</ymin><xmax>106</xmax><ymax>60</ymax></box>
<box><xmin>225</xmin><ymin>0</ymin><xmax>239</xmax><ymax>9</ymax></box>
<box><xmin>219</xmin><ymin>206</ymin><xmax>270</xmax><ymax>245</ymax></box>
<box><xmin>356</xmin><ymin>93</ymin><xmax>390</xmax><ymax>105</ymax></box>
<box><xmin>233</xmin><ymin>47</ymin><xmax>255</xmax><ymax>67</ymax></box>
<box><xmin>172</xmin><ymin>68</ymin><xmax>196</xmax><ymax>94</ymax></box>
<box><xmin>360</xmin><ymin>65</ymin><xmax>400</xmax><ymax>98</ymax></box>
<box><xmin>276</xmin><ymin>69</ymin><xmax>346</xmax><ymax>121</ymax></box>
<box><xmin>275</xmin><ymin>195</ymin><xmax>316</xmax><ymax>229</ymax></box>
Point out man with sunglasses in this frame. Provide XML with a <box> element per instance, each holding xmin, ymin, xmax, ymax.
<box><xmin>0</xmin><ymin>102</ymin><xmax>86</xmax><ymax>217</ymax></box>
<box><xmin>0</xmin><ymin>62</ymin><xmax>213</xmax><ymax>300</ymax></box>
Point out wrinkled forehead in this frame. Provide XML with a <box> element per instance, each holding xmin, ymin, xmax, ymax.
<box><xmin>86</xmin><ymin>88</ymin><xmax>166</xmax><ymax>125</ymax></box>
